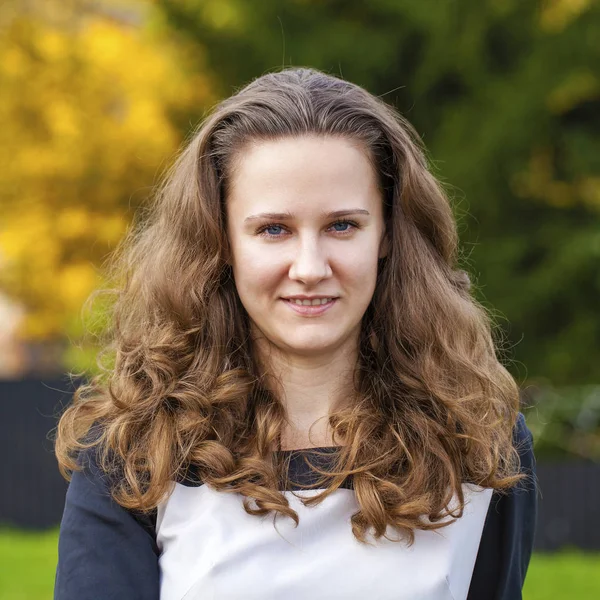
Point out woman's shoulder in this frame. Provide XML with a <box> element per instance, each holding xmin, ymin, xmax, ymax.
<box><xmin>466</xmin><ymin>411</ymin><xmax>538</xmax><ymax>600</ymax></box>
<box><xmin>63</xmin><ymin>421</ymin><xmax>159</xmax><ymax>535</ymax></box>
<box><xmin>514</xmin><ymin>411</ymin><xmax>534</xmax><ymax>448</ymax></box>
<box><xmin>55</xmin><ymin>428</ymin><xmax>160</xmax><ymax>599</ymax></box>
<box><xmin>512</xmin><ymin>411</ymin><xmax>537</xmax><ymax>492</ymax></box>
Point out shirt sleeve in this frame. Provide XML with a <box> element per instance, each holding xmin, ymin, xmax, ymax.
<box><xmin>467</xmin><ymin>412</ymin><xmax>538</xmax><ymax>600</ymax></box>
<box><xmin>54</xmin><ymin>445</ymin><xmax>160</xmax><ymax>600</ymax></box>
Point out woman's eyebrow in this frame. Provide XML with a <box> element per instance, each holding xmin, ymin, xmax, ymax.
<box><xmin>244</xmin><ymin>209</ymin><xmax>370</xmax><ymax>224</ymax></box>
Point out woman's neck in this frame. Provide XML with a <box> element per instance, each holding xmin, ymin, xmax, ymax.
<box><xmin>253</xmin><ymin>337</ymin><xmax>358</xmax><ymax>451</ymax></box>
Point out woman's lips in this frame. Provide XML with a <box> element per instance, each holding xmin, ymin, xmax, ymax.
<box><xmin>282</xmin><ymin>298</ymin><xmax>337</xmax><ymax>316</ymax></box>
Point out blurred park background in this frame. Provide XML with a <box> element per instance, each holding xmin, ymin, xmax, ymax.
<box><xmin>0</xmin><ymin>0</ymin><xmax>599</xmax><ymax>598</ymax></box>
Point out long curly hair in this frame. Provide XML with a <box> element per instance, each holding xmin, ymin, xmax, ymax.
<box><xmin>55</xmin><ymin>66</ymin><xmax>526</xmax><ymax>545</ymax></box>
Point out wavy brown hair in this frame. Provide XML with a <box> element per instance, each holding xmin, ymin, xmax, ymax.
<box><xmin>55</xmin><ymin>66</ymin><xmax>526</xmax><ymax>545</ymax></box>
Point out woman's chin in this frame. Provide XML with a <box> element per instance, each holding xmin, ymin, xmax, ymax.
<box><xmin>279</xmin><ymin>336</ymin><xmax>341</xmax><ymax>356</ymax></box>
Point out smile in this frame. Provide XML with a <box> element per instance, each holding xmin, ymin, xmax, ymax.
<box><xmin>282</xmin><ymin>298</ymin><xmax>337</xmax><ymax>316</ymax></box>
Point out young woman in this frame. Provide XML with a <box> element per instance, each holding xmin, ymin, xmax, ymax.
<box><xmin>54</xmin><ymin>67</ymin><xmax>537</xmax><ymax>600</ymax></box>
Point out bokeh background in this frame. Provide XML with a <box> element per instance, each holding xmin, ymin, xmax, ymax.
<box><xmin>1</xmin><ymin>0</ymin><xmax>599</xmax><ymax>598</ymax></box>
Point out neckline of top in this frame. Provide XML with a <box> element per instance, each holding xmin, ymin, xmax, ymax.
<box><xmin>275</xmin><ymin>445</ymin><xmax>342</xmax><ymax>453</ymax></box>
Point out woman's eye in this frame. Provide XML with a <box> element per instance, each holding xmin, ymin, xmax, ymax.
<box><xmin>264</xmin><ymin>225</ymin><xmax>284</xmax><ymax>236</ymax></box>
<box><xmin>256</xmin><ymin>223</ymin><xmax>289</xmax><ymax>238</ymax></box>
<box><xmin>331</xmin><ymin>221</ymin><xmax>351</xmax><ymax>232</ymax></box>
<box><xmin>328</xmin><ymin>220</ymin><xmax>358</xmax><ymax>234</ymax></box>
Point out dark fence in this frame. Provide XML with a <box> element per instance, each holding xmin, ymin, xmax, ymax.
<box><xmin>535</xmin><ymin>461</ymin><xmax>600</xmax><ymax>551</ymax></box>
<box><xmin>1</xmin><ymin>378</ymin><xmax>599</xmax><ymax>550</ymax></box>
<box><xmin>0</xmin><ymin>377</ymin><xmax>73</xmax><ymax>529</ymax></box>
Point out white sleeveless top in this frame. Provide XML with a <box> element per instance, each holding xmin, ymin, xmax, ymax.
<box><xmin>156</xmin><ymin>453</ymin><xmax>493</xmax><ymax>600</ymax></box>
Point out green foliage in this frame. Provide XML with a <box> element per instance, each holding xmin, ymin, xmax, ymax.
<box><xmin>153</xmin><ymin>0</ymin><xmax>600</xmax><ymax>386</ymax></box>
<box><xmin>523</xmin><ymin>384</ymin><xmax>600</xmax><ymax>461</ymax></box>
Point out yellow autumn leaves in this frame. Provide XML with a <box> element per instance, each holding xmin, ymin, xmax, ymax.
<box><xmin>0</xmin><ymin>1</ymin><xmax>215</xmax><ymax>350</ymax></box>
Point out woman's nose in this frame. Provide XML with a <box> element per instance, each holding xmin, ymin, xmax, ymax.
<box><xmin>288</xmin><ymin>237</ymin><xmax>332</xmax><ymax>283</ymax></box>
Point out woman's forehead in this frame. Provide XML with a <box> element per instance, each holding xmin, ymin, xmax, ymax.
<box><xmin>226</xmin><ymin>136</ymin><xmax>381</xmax><ymax>217</ymax></box>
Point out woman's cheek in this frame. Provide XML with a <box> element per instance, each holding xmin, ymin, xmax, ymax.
<box><xmin>237</xmin><ymin>245</ymin><xmax>286</xmax><ymax>292</ymax></box>
<box><xmin>340</xmin><ymin>248</ymin><xmax>377</xmax><ymax>285</ymax></box>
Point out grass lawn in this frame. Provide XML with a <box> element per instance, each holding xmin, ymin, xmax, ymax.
<box><xmin>0</xmin><ymin>528</ymin><xmax>599</xmax><ymax>599</ymax></box>
<box><xmin>523</xmin><ymin>549</ymin><xmax>600</xmax><ymax>600</ymax></box>
<box><xmin>0</xmin><ymin>528</ymin><xmax>58</xmax><ymax>600</ymax></box>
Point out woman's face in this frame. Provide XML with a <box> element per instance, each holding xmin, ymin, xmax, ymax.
<box><xmin>225</xmin><ymin>135</ymin><xmax>387</xmax><ymax>358</ymax></box>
